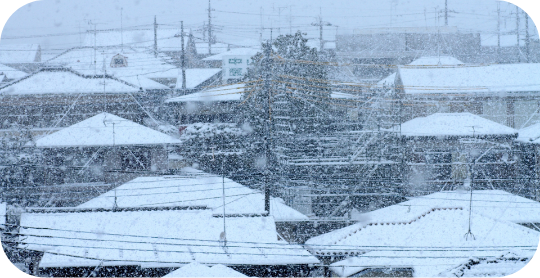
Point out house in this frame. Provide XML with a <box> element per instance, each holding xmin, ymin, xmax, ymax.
<box><xmin>395</xmin><ymin>63</ymin><xmax>540</xmax><ymax>128</ymax></box>
<box><xmin>439</xmin><ymin>251</ymin><xmax>536</xmax><ymax>277</ymax></box>
<box><xmin>163</xmin><ymin>262</ymin><xmax>248</xmax><ymax>277</ymax></box>
<box><xmin>390</xmin><ymin>113</ymin><xmax>518</xmax><ymax>193</ymax></box>
<box><xmin>305</xmin><ymin>190</ymin><xmax>540</xmax><ymax>277</ymax></box>
<box><xmin>0</xmin><ymin>44</ymin><xmax>42</xmax><ymax>72</ymax></box>
<box><xmin>515</xmin><ymin>122</ymin><xmax>540</xmax><ymax>200</ymax></box>
<box><xmin>0</xmin><ymin>67</ymin><xmax>146</xmax><ymax>136</ymax></box>
<box><xmin>45</xmin><ymin>46</ymin><xmax>179</xmax><ymax>88</ymax></box>
<box><xmin>201</xmin><ymin>48</ymin><xmax>259</xmax><ymax>73</ymax></box>
<box><xmin>166</xmin><ymin>83</ymin><xmax>245</xmax><ymax>124</ymax></box>
<box><xmin>0</xmin><ymin>63</ymin><xmax>28</xmax><ymax>83</ymax></box>
<box><xmin>31</xmin><ymin>112</ymin><xmax>181</xmax><ymax>189</ymax></box>
<box><xmin>18</xmin><ymin>209</ymin><xmax>319</xmax><ymax>277</ymax></box>
<box><xmin>77</xmin><ymin>167</ymin><xmax>308</xmax><ymax>222</ymax></box>
<box><xmin>173</xmin><ymin>68</ymin><xmax>222</xmax><ymax>94</ymax></box>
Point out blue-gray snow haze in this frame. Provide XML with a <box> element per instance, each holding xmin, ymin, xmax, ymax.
<box><xmin>0</xmin><ymin>0</ymin><xmax>538</xmax><ymax>54</ymax></box>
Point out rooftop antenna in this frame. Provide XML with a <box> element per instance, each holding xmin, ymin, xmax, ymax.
<box><xmin>89</xmin><ymin>20</ymin><xmax>97</xmax><ymax>75</ymax></box>
<box><xmin>464</xmin><ymin>125</ymin><xmax>477</xmax><ymax>240</ymax></box>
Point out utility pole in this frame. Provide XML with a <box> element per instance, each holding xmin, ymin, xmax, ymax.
<box><xmin>445</xmin><ymin>0</ymin><xmax>448</xmax><ymax>26</ymax></box>
<box><xmin>121</xmin><ymin>8</ymin><xmax>124</xmax><ymax>52</ymax></box>
<box><xmin>311</xmin><ymin>14</ymin><xmax>332</xmax><ymax>52</ymax></box>
<box><xmin>181</xmin><ymin>21</ymin><xmax>186</xmax><ymax>91</ymax></box>
<box><xmin>525</xmin><ymin>12</ymin><xmax>530</xmax><ymax>63</ymax></box>
<box><xmin>154</xmin><ymin>16</ymin><xmax>158</xmax><ymax>58</ymax></box>
<box><xmin>207</xmin><ymin>0</ymin><xmax>214</xmax><ymax>55</ymax></box>
<box><xmin>497</xmin><ymin>2</ymin><xmax>500</xmax><ymax>62</ymax></box>
<box><xmin>262</xmin><ymin>40</ymin><xmax>273</xmax><ymax>214</ymax></box>
<box><xmin>516</xmin><ymin>6</ymin><xmax>520</xmax><ymax>62</ymax></box>
<box><xmin>260</xmin><ymin>7</ymin><xmax>263</xmax><ymax>44</ymax></box>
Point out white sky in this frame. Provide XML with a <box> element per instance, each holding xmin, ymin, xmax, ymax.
<box><xmin>0</xmin><ymin>0</ymin><xmax>539</xmax><ymax>53</ymax></box>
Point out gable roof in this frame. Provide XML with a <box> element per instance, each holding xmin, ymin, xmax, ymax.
<box><xmin>46</xmin><ymin>47</ymin><xmax>179</xmax><ymax>79</ymax></box>
<box><xmin>0</xmin><ymin>68</ymin><xmax>138</xmax><ymax>95</ymax></box>
<box><xmin>163</xmin><ymin>262</ymin><xmax>248</xmax><ymax>277</ymax></box>
<box><xmin>166</xmin><ymin>83</ymin><xmax>244</xmax><ymax>103</ymax></box>
<box><xmin>396</xmin><ymin>113</ymin><xmax>517</xmax><ymax>137</ymax></box>
<box><xmin>77</xmin><ymin>168</ymin><xmax>308</xmax><ymax>222</ymax></box>
<box><xmin>397</xmin><ymin>63</ymin><xmax>540</xmax><ymax>94</ymax></box>
<box><xmin>33</xmin><ymin>112</ymin><xmax>181</xmax><ymax>147</ymax></box>
<box><xmin>517</xmin><ymin>122</ymin><xmax>540</xmax><ymax>144</ymax></box>
<box><xmin>0</xmin><ymin>63</ymin><xmax>28</xmax><ymax>80</ymax></box>
<box><xmin>18</xmin><ymin>210</ymin><xmax>318</xmax><ymax>268</ymax></box>
<box><xmin>174</xmin><ymin>68</ymin><xmax>221</xmax><ymax>89</ymax></box>
<box><xmin>355</xmin><ymin>190</ymin><xmax>540</xmax><ymax>224</ymax></box>
<box><xmin>306</xmin><ymin>203</ymin><xmax>539</xmax><ymax>277</ymax></box>
<box><xmin>0</xmin><ymin>44</ymin><xmax>41</xmax><ymax>63</ymax></box>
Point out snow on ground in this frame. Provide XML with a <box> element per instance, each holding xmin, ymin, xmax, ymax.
<box><xmin>19</xmin><ymin>210</ymin><xmax>318</xmax><ymax>268</ymax></box>
<box><xmin>163</xmin><ymin>262</ymin><xmax>248</xmax><ymax>277</ymax></box>
<box><xmin>77</xmin><ymin>168</ymin><xmax>308</xmax><ymax>221</ymax></box>
<box><xmin>398</xmin><ymin>63</ymin><xmax>540</xmax><ymax>94</ymax></box>
<box><xmin>393</xmin><ymin>112</ymin><xmax>517</xmax><ymax>137</ymax></box>
<box><xmin>33</xmin><ymin>112</ymin><xmax>181</xmax><ymax>147</ymax></box>
<box><xmin>0</xmin><ymin>70</ymin><xmax>138</xmax><ymax>95</ymax></box>
<box><xmin>517</xmin><ymin>122</ymin><xmax>540</xmax><ymax>144</ymax></box>
<box><xmin>166</xmin><ymin>84</ymin><xmax>245</xmax><ymax>103</ymax></box>
<box><xmin>174</xmin><ymin>68</ymin><xmax>222</xmax><ymax>89</ymax></box>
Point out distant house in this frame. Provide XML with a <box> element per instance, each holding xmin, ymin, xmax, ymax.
<box><xmin>390</xmin><ymin>113</ymin><xmax>518</xmax><ymax>193</ymax></box>
<box><xmin>166</xmin><ymin>83</ymin><xmax>244</xmax><ymax>124</ymax></box>
<box><xmin>31</xmin><ymin>113</ymin><xmax>181</xmax><ymax>188</ymax></box>
<box><xmin>395</xmin><ymin>63</ymin><xmax>540</xmax><ymax>129</ymax></box>
<box><xmin>201</xmin><ymin>48</ymin><xmax>259</xmax><ymax>73</ymax></box>
<box><xmin>45</xmin><ymin>46</ymin><xmax>179</xmax><ymax>88</ymax></box>
<box><xmin>18</xmin><ymin>209</ymin><xmax>318</xmax><ymax>277</ymax></box>
<box><xmin>0</xmin><ymin>44</ymin><xmax>42</xmax><ymax>72</ymax></box>
<box><xmin>173</xmin><ymin>68</ymin><xmax>222</xmax><ymax>94</ymax></box>
<box><xmin>515</xmin><ymin>122</ymin><xmax>540</xmax><ymax>200</ymax></box>
<box><xmin>0</xmin><ymin>67</ymin><xmax>147</xmax><ymax>137</ymax></box>
<box><xmin>305</xmin><ymin>190</ymin><xmax>539</xmax><ymax>277</ymax></box>
<box><xmin>0</xmin><ymin>63</ymin><xmax>28</xmax><ymax>83</ymax></box>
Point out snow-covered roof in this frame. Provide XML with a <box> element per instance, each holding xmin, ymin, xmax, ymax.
<box><xmin>174</xmin><ymin>68</ymin><xmax>221</xmax><ymax>89</ymax></box>
<box><xmin>306</xmin><ymin>201</ymin><xmax>539</xmax><ymax>277</ymax></box>
<box><xmin>163</xmin><ymin>262</ymin><xmax>247</xmax><ymax>277</ymax></box>
<box><xmin>331</xmin><ymin>91</ymin><xmax>359</xmax><ymax>100</ymax></box>
<box><xmin>118</xmin><ymin>75</ymin><xmax>170</xmax><ymax>90</ymax></box>
<box><xmin>33</xmin><ymin>113</ymin><xmax>181</xmax><ymax>148</ymax></box>
<box><xmin>439</xmin><ymin>251</ymin><xmax>535</xmax><ymax>277</ymax></box>
<box><xmin>376</xmin><ymin>56</ymin><xmax>463</xmax><ymax>88</ymax></box>
<box><xmin>78</xmin><ymin>168</ymin><xmax>308</xmax><ymax>222</ymax></box>
<box><xmin>19</xmin><ymin>210</ymin><xmax>319</xmax><ymax>268</ymax></box>
<box><xmin>397</xmin><ymin>63</ymin><xmax>540</xmax><ymax>94</ymax></box>
<box><xmin>0</xmin><ymin>44</ymin><xmax>41</xmax><ymax>63</ymax></box>
<box><xmin>517</xmin><ymin>122</ymin><xmax>540</xmax><ymax>144</ymax></box>
<box><xmin>396</xmin><ymin>113</ymin><xmax>517</xmax><ymax>137</ymax></box>
<box><xmin>0</xmin><ymin>202</ymin><xmax>6</xmax><ymax>229</ymax></box>
<box><xmin>407</xmin><ymin>56</ymin><xmax>464</xmax><ymax>66</ymax></box>
<box><xmin>0</xmin><ymin>63</ymin><xmax>28</xmax><ymax>80</ymax></box>
<box><xmin>0</xmin><ymin>69</ymin><xmax>138</xmax><ymax>95</ymax></box>
<box><xmin>46</xmin><ymin>47</ymin><xmax>179</xmax><ymax>79</ymax></box>
<box><xmin>202</xmin><ymin>48</ymin><xmax>260</xmax><ymax>61</ymax></box>
<box><xmin>352</xmin><ymin>190</ymin><xmax>540</xmax><ymax>225</ymax></box>
<box><xmin>166</xmin><ymin>83</ymin><xmax>244</xmax><ymax>103</ymax></box>
<box><xmin>330</xmin><ymin>249</ymin><xmax>535</xmax><ymax>277</ymax></box>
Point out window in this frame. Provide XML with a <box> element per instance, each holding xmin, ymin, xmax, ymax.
<box><xmin>110</xmin><ymin>54</ymin><xmax>128</xmax><ymax>68</ymax></box>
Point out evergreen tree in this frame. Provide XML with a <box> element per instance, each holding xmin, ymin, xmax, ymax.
<box><xmin>241</xmin><ymin>31</ymin><xmax>331</xmax><ymax>138</ymax></box>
